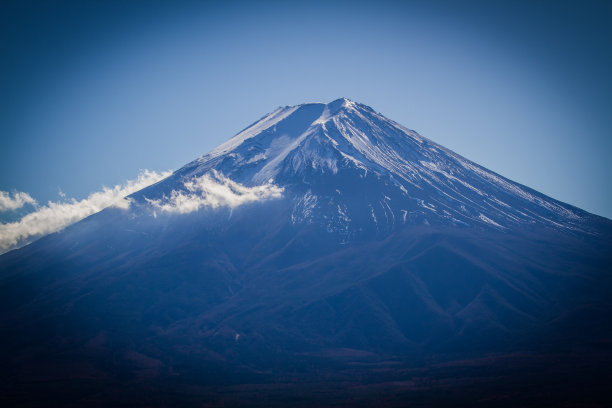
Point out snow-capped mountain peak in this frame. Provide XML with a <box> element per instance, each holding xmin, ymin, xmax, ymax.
<box><xmin>146</xmin><ymin>98</ymin><xmax>598</xmax><ymax>238</ymax></box>
<box><xmin>192</xmin><ymin>98</ymin><xmax>424</xmax><ymax>182</ymax></box>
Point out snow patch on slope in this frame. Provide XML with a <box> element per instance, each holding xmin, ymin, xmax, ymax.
<box><xmin>208</xmin><ymin>105</ymin><xmax>300</xmax><ymax>159</ymax></box>
<box><xmin>253</xmin><ymin>127</ymin><xmax>322</xmax><ymax>183</ymax></box>
<box><xmin>291</xmin><ymin>192</ymin><xmax>318</xmax><ymax>224</ymax></box>
<box><xmin>478</xmin><ymin>214</ymin><xmax>504</xmax><ymax>229</ymax></box>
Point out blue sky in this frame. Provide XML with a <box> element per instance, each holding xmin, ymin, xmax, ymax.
<box><xmin>1</xmin><ymin>0</ymin><xmax>611</xmax><ymax>219</ymax></box>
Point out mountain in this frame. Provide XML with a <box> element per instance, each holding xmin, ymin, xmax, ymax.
<box><xmin>1</xmin><ymin>98</ymin><xmax>611</xmax><ymax>407</ymax></box>
<box><xmin>138</xmin><ymin>97</ymin><xmax>600</xmax><ymax>236</ymax></box>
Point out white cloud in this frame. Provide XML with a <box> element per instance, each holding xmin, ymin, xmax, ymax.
<box><xmin>0</xmin><ymin>169</ymin><xmax>171</xmax><ymax>253</ymax></box>
<box><xmin>147</xmin><ymin>170</ymin><xmax>283</xmax><ymax>214</ymax></box>
<box><xmin>0</xmin><ymin>191</ymin><xmax>37</xmax><ymax>211</ymax></box>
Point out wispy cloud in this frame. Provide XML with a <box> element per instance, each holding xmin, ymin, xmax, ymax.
<box><xmin>0</xmin><ymin>169</ymin><xmax>171</xmax><ymax>253</ymax></box>
<box><xmin>147</xmin><ymin>170</ymin><xmax>283</xmax><ymax>214</ymax></box>
<box><xmin>0</xmin><ymin>191</ymin><xmax>37</xmax><ymax>211</ymax></box>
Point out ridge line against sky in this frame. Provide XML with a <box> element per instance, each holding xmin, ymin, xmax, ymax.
<box><xmin>1</xmin><ymin>0</ymin><xmax>611</xmax><ymax>219</ymax></box>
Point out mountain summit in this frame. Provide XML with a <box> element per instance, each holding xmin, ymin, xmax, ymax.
<box><xmin>137</xmin><ymin>97</ymin><xmax>598</xmax><ymax>238</ymax></box>
<box><xmin>1</xmin><ymin>99</ymin><xmax>611</xmax><ymax>407</ymax></box>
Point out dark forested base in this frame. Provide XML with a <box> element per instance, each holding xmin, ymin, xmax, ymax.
<box><xmin>2</xmin><ymin>350</ymin><xmax>612</xmax><ymax>407</ymax></box>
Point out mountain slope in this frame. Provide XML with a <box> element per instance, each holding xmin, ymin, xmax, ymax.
<box><xmin>137</xmin><ymin>98</ymin><xmax>600</xmax><ymax>240</ymax></box>
<box><xmin>1</xmin><ymin>98</ymin><xmax>611</xmax><ymax>407</ymax></box>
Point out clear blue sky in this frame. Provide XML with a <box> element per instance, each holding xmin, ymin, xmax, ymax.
<box><xmin>1</xmin><ymin>0</ymin><xmax>611</xmax><ymax>219</ymax></box>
